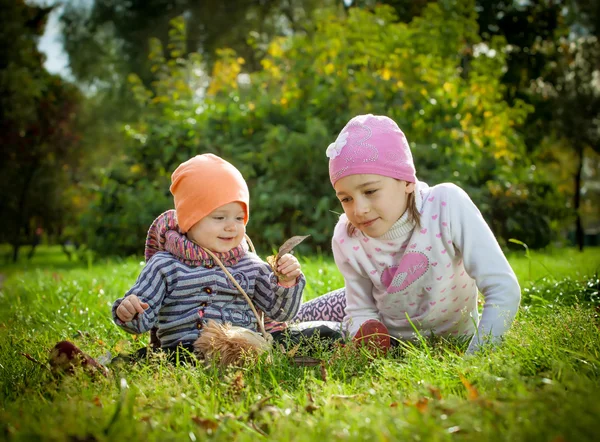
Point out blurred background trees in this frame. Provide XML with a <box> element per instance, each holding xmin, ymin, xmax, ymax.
<box><xmin>2</xmin><ymin>0</ymin><xmax>598</xmax><ymax>260</ymax></box>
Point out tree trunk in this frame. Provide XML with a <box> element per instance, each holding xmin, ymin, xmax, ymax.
<box><xmin>12</xmin><ymin>163</ymin><xmax>38</xmax><ymax>262</ymax></box>
<box><xmin>11</xmin><ymin>242</ymin><xmax>20</xmax><ymax>263</ymax></box>
<box><xmin>574</xmin><ymin>142</ymin><xmax>584</xmax><ymax>251</ymax></box>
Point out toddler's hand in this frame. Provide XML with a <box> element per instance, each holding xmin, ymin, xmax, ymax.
<box><xmin>276</xmin><ymin>253</ymin><xmax>301</xmax><ymax>287</ymax></box>
<box><xmin>116</xmin><ymin>294</ymin><xmax>149</xmax><ymax>322</ymax></box>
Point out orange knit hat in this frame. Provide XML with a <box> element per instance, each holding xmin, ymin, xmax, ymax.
<box><xmin>170</xmin><ymin>154</ymin><xmax>249</xmax><ymax>233</ymax></box>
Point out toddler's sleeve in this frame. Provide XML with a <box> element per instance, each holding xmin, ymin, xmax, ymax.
<box><xmin>252</xmin><ymin>261</ymin><xmax>304</xmax><ymax>322</ymax></box>
<box><xmin>112</xmin><ymin>255</ymin><xmax>172</xmax><ymax>335</ymax></box>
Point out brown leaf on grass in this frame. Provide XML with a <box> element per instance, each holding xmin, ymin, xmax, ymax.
<box><xmin>428</xmin><ymin>386</ymin><xmax>442</xmax><ymax>400</ymax></box>
<box><xmin>49</xmin><ymin>341</ymin><xmax>109</xmax><ymax>378</ymax></box>
<box><xmin>403</xmin><ymin>397</ymin><xmax>429</xmax><ymax>413</ymax></box>
<box><xmin>389</xmin><ymin>402</ymin><xmax>399</xmax><ymax>408</ymax></box>
<box><xmin>192</xmin><ymin>417</ymin><xmax>219</xmax><ymax>432</ymax></box>
<box><xmin>459</xmin><ymin>374</ymin><xmax>479</xmax><ymax>400</ymax></box>
<box><xmin>330</xmin><ymin>394</ymin><xmax>359</xmax><ymax>400</ymax></box>
<box><xmin>319</xmin><ymin>361</ymin><xmax>328</xmax><ymax>382</ymax></box>
<box><xmin>415</xmin><ymin>397</ymin><xmax>429</xmax><ymax>413</ymax></box>
<box><xmin>286</xmin><ymin>343</ymin><xmax>301</xmax><ymax>358</ymax></box>
<box><xmin>229</xmin><ymin>370</ymin><xmax>245</xmax><ymax>396</ymax></box>
<box><xmin>292</xmin><ymin>356</ymin><xmax>322</xmax><ymax>366</ymax></box>
<box><xmin>305</xmin><ymin>392</ymin><xmax>319</xmax><ymax>414</ymax></box>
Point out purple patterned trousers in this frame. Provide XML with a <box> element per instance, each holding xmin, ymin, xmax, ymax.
<box><xmin>292</xmin><ymin>288</ymin><xmax>347</xmax><ymax>322</ymax></box>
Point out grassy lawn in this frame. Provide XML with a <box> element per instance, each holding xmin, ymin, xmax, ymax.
<box><xmin>0</xmin><ymin>246</ymin><xmax>599</xmax><ymax>441</ymax></box>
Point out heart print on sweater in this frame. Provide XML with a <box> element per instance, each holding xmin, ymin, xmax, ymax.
<box><xmin>381</xmin><ymin>252</ymin><xmax>429</xmax><ymax>294</ymax></box>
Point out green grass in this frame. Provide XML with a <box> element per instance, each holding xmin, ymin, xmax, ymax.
<box><xmin>0</xmin><ymin>246</ymin><xmax>599</xmax><ymax>441</ymax></box>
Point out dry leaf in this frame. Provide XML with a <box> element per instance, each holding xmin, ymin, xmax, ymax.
<box><xmin>267</xmin><ymin>235</ymin><xmax>311</xmax><ymax>276</ymax></box>
<box><xmin>415</xmin><ymin>397</ymin><xmax>429</xmax><ymax>413</ymax></box>
<box><xmin>229</xmin><ymin>370</ymin><xmax>245</xmax><ymax>396</ymax></box>
<box><xmin>319</xmin><ymin>361</ymin><xmax>327</xmax><ymax>382</ymax></box>
<box><xmin>276</xmin><ymin>235</ymin><xmax>310</xmax><ymax>260</ymax></box>
<box><xmin>292</xmin><ymin>356</ymin><xmax>323</xmax><ymax>366</ymax></box>
<box><xmin>330</xmin><ymin>394</ymin><xmax>359</xmax><ymax>400</ymax></box>
<box><xmin>428</xmin><ymin>386</ymin><xmax>442</xmax><ymax>400</ymax></box>
<box><xmin>459</xmin><ymin>374</ymin><xmax>479</xmax><ymax>400</ymax></box>
<box><xmin>192</xmin><ymin>417</ymin><xmax>219</xmax><ymax>432</ymax></box>
<box><xmin>266</xmin><ymin>255</ymin><xmax>278</xmax><ymax>273</ymax></box>
<box><xmin>286</xmin><ymin>344</ymin><xmax>301</xmax><ymax>358</ymax></box>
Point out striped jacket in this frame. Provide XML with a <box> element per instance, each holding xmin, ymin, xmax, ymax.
<box><xmin>112</xmin><ymin>251</ymin><xmax>304</xmax><ymax>348</ymax></box>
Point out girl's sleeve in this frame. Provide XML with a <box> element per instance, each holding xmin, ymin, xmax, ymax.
<box><xmin>111</xmin><ymin>255</ymin><xmax>172</xmax><ymax>335</ymax></box>
<box><xmin>332</xmin><ymin>229</ymin><xmax>380</xmax><ymax>338</ymax></box>
<box><xmin>445</xmin><ymin>184</ymin><xmax>521</xmax><ymax>353</ymax></box>
<box><xmin>252</xmin><ymin>262</ymin><xmax>305</xmax><ymax>322</ymax></box>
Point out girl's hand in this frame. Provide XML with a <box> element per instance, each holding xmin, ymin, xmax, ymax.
<box><xmin>276</xmin><ymin>253</ymin><xmax>302</xmax><ymax>287</ymax></box>
<box><xmin>116</xmin><ymin>294</ymin><xmax>149</xmax><ymax>322</ymax></box>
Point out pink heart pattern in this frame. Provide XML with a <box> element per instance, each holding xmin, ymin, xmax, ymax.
<box><xmin>381</xmin><ymin>252</ymin><xmax>429</xmax><ymax>294</ymax></box>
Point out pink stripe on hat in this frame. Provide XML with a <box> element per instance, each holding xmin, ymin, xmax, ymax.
<box><xmin>327</xmin><ymin>114</ymin><xmax>416</xmax><ymax>186</ymax></box>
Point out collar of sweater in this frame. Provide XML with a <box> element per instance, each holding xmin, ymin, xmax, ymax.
<box><xmin>164</xmin><ymin>230</ymin><xmax>247</xmax><ymax>267</ymax></box>
<box><xmin>378</xmin><ymin>179</ymin><xmax>427</xmax><ymax>241</ymax></box>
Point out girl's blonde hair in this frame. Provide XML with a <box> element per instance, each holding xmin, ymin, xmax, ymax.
<box><xmin>346</xmin><ymin>186</ymin><xmax>421</xmax><ymax>237</ymax></box>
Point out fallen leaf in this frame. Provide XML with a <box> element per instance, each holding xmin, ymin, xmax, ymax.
<box><xmin>459</xmin><ymin>374</ymin><xmax>479</xmax><ymax>400</ymax></box>
<box><xmin>428</xmin><ymin>386</ymin><xmax>442</xmax><ymax>400</ymax></box>
<box><xmin>192</xmin><ymin>417</ymin><xmax>219</xmax><ymax>432</ymax></box>
<box><xmin>319</xmin><ymin>361</ymin><xmax>327</xmax><ymax>382</ymax></box>
<box><xmin>415</xmin><ymin>397</ymin><xmax>429</xmax><ymax>413</ymax></box>
<box><xmin>292</xmin><ymin>356</ymin><xmax>322</xmax><ymax>366</ymax></box>
<box><xmin>286</xmin><ymin>344</ymin><xmax>300</xmax><ymax>358</ymax></box>
<box><xmin>229</xmin><ymin>370</ymin><xmax>245</xmax><ymax>396</ymax></box>
<box><xmin>305</xmin><ymin>403</ymin><xmax>319</xmax><ymax>413</ymax></box>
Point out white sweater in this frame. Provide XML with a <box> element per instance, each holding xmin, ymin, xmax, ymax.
<box><xmin>332</xmin><ymin>180</ymin><xmax>521</xmax><ymax>352</ymax></box>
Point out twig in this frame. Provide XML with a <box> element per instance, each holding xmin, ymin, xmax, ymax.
<box><xmin>21</xmin><ymin>352</ymin><xmax>50</xmax><ymax>370</ymax></box>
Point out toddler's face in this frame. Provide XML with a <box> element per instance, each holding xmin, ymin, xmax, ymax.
<box><xmin>334</xmin><ymin>174</ymin><xmax>415</xmax><ymax>238</ymax></box>
<box><xmin>186</xmin><ymin>202</ymin><xmax>246</xmax><ymax>253</ymax></box>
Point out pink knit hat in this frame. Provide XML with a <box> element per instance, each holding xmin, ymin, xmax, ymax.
<box><xmin>327</xmin><ymin>114</ymin><xmax>416</xmax><ymax>186</ymax></box>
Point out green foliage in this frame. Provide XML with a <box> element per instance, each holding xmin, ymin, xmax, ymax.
<box><xmin>0</xmin><ymin>0</ymin><xmax>85</xmax><ymax>261</ymax></box>
<box><xmin>82</xmin><ymin>1</ymin><xmax>566</xmax><ymax>256</ymax></box>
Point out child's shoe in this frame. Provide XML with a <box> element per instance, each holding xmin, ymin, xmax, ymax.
<box><xmin>353</xmin><ymin>319</ymin><xmax>391</xmax><ymax>352</ymax></box>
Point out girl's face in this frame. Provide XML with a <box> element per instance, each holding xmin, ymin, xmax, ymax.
<box><xmin>186</xmin><ymin>202</ymin><xmax>246</xmax><ymax>253</ymax></box>
<box><xmin>334</xmin><ymin>174</ymin><xmax>415</xmax><ymax>238</ymax></box>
